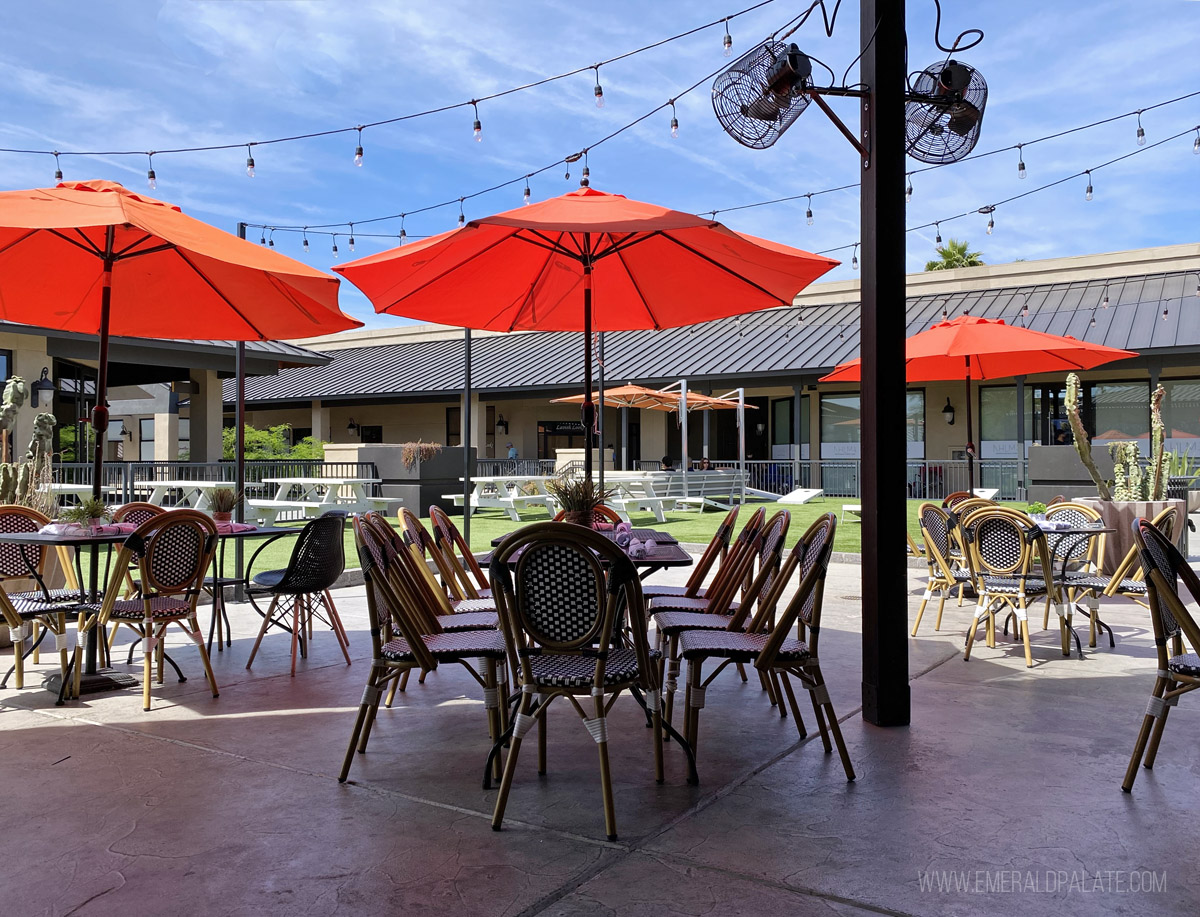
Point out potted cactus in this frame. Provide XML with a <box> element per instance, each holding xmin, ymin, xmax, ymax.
<box><xmin>209</xmin><ymin>487</ymin><xmax>239</xmax><ymax>523</ymax></box>
<box><xmin>1067</xmin><ymin>373</ymin><xmax>1185</xmax><ymax>569</ymax></box>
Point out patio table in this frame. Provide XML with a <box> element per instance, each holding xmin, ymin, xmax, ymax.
<box><xmin>142</xmin><ymin>479</ymin><xmax>250</xmax><ymax>512</ymax></box>
<box><xmin>452</xmin><ymin>475</ymin><xmax>556</xmax><ymax>521</ymax></box>
<box><xmin>1035</xmin><ymin>521</ymin><xmax>1115</xmax><ymax>655</ymax></box>
<box><xmin>251</xmin><ymin>476</ymin><xmax>389</xmax><ymax>525</ymax></box>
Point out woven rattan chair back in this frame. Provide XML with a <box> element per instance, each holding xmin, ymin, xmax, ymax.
<box><xmin>918</xmin><ymin>503</ymin><xmax>958</xmax><ymax>580</ymax></box>
<box><xmin>752</xmin><ymin>510</ymin><xmax>791</xmax><ymax>602</ymax></box>
<box><xmin>1044</xmin><ymin>501</ymin><xmax>1103</xmax><ymax>564</ymax></box>
<box><xmin>1110</xmin><ymin>505</ymin><xmax>1178</xmax><ymax>586</ymax></box>
<box><xmin>681</xmin><ymin>505</ymin><xmax>739</xmax><ymax>596</ymax></box>
<box><xmin>0</xmin><ymin>505</ymin><xmax>50</xmax><ymax>579</ymax></box>
<box><xmin>755</xmin><ymin>513</ymin><xmax>836</xmax><ymax>665</ymax></box>
<box><xmin>398</xmin><ymin>508</ymin><xmax>428</xmax><ymax>556</ymax></box>
<box><xmin>942</xmin><ymin>491</ymin><xmax>972</xmax><ymax>509</ymax></box>
<box><xmin>429</xmin><ymin>505</ymin><xmax>488</xmax><ymax>591</ymax></box>
<box><xmin>703</xmin><ymin>507</ymin><xmax>764</xmax><ymax>599</ymax></box>
<box><xmin>112</xmin><ymin>502</ymin><xmax>166</xmax><ymax>527</ymax></box>
<box><xmin>270</xmin><ymin>512</ymin><xmax>347</xmax><ymax>596</ymax></box>
<box><xmin>1133</xmin><ymin>517</ymin><xmax>1200</xmax><ymax>650</ymax></box>
<box><xmin>361</xmin><ymin>513</ymin><xmax>446</xmax><ymax>633</ymax></box>
<box><xmin>120</xmin><ymin>509</ymin><xmax>217</xmax><ymax>603</ymax></box>
<box><xmin>968</xmin><ymin>510</ymin><xmax>1030</xmax><ymax>577</ymax></box>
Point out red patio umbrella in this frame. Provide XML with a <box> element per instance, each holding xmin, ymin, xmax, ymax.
<box><xmin>335</xmin><ymin>186</ymin><xmax>837</xmax><ymax>477</ymax></box>
<box><xmin>820</xmin><ymin>314</ymin><xmax>1138</xmax><ymax>489</ymax></box>
<box><xmin>0</xmin><ymin>180</ymin><xmax>361</xmax><ymax>501</ymax></box>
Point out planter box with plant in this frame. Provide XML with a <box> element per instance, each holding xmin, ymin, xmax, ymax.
<box><xmin>546</xmin><ymin>474</ymin><xmax>613</xmax><ymax>527</ymax></box>
<box><xmin>59</xmin><ymin>498</ymin><xmax>109</xmax><ymax>530</ymax></box>
<box><xmin>209</xmin><ymin>487</ymin><xmax>240</xmax><ymax>523</ymax></box>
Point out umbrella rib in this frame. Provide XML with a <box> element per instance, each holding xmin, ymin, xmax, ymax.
<box><xmin>591</xmin><ymin>231</ymin><xmax>653</xmax><ymax>261</ymax></box>
<box><xmin>113</xmin><ymin>233</ymin><xmax>155</xmax><ymax>258</ymax></box>
<box><xmin>167</xmin><ymin>248</ymin><xmax>267</xmax><ymax>340</ymax></box>
<box><xmin>657</xmin><ymin>234</ymin><xmax>793</xmax><ymax>305</ymax></box>
<box><xmin>381</xmin><ymin>229</ymin><xmax>520</xmax><ymax>306</ymax></box>
<box><xmin>611</xmin><ymin>243</ymin><xmax>661</xmax><ymax>329</ymax></box>
<box><xmin>515</xmin><ymin>229</ymin><xmax>586</xmax><ymax>261</ymax></box>
<box><xmin>70</xmin><ymin>228</ymin><xmax>106</xmax><ymax>257</ymax></box>
<box><xmin>0</xmin><ymin>228</ymin><xmax>41</xmax><ymax>259</ymax></box>
<box><xmin>503</xmin><ymin>241</ymin><xmax>561</xmax><ymax>331</ymax></box>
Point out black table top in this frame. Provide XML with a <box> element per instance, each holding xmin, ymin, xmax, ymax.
<box><xmin>0</xmin><ymin>524</ymin><xmax>298</xmax><ymax>547</ymax></box>
<box><xmin>486</xmin><ymin>528</ymin><xmax>692</xmax><ymax>569</ymax></box>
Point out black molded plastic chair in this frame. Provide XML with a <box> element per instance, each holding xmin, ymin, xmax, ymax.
<box><xmin>245</xmin><ymin>512</ymin><xmax>351</xmax><ymax>676</ymax></box>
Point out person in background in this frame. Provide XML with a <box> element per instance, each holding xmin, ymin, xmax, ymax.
<box><xmin>607</xmin><ymin>443</ymin><xmax>617</xmax><ymax>467</ymax></box>
<box><xmin>506</xmin><ymin>442</ymin><xmax>518</xmax><ymax>460</ymax></box>
<box><xmin>660</xmin><ymin>455</ymin><xmax>675</xmax><ymax>471</ymax></box>
<box><xmin>696</xmin><ymin>457</ymin><xmax>713</xmax><ymax>471</ymax></box>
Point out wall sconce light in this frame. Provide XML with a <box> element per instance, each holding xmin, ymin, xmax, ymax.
<box><xmin>120</xmin><ymin>422</ymin><xmax>132</xmax><ymax>440</ymax></box>
<box><xmin>755</xmin><ymin>422</ymin><xmax>766</xmax><ymax>437</ymax></box>
<box><xmin>495</xmin><ymin>413</ymin><xmax>509</xmax><ymax>435</ymax></box>
<box><xmin>31</xmin><ymin>366</ymin><xmax>54</xmax><ymax>408</ymax></box>
<box><xmin>347</xmin><ymin>418</ymin><xmax>361</xmax><ymax>436</ymax></box>
<box><xmin>942</xmin><ymin>397</ymin><xmax>955</xmax><ymax>426</ymax></box>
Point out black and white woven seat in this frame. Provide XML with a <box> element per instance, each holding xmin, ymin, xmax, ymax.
<box><xmin>678</xmin><ymin>629</ymin><xmax>809</xmax><ymax>662</ymax></box>
<box><xmin>380</xmin><ymin>629</ymin><xmax>506</xmax><ymax>663</ymax></box>
<box><xmin>449</xmin><ymin>598</ymin><xmax>498</xmax><ymax>613</ymax></box>
<box><xmin>1063</xmin><ymin>573</ymin><xmax>1144</xmax><ymax>594</ymax></box>
<box><xmin>436</xmin><ymin>611</ymin><xmax>499</xmax><ymax>631</ymax></box>
<box><xmin>6</xmin><ymin>590</ymin><xmax>82</xmax><ymax>614</ymax></box>
<box><xmin>650</xmin><ymin>595</ymin><xmax>741</xmax><ymax>613</ymax></box>
<box><xmin>1122</xmin><ymin>517</ymin><xmax>1200</xmax><ymax>792</ymax></box>
<box><xmin>653</xmin><ymin>611</ymin><xmax>735</xmax><ymax>634</ymax></box>
<box><xmin>488</xmin><ymin>522</ymin><xmax>664</xmax><ymax>842</ymax></box>
<box><xmin>976</xmin><ymin>576</ymin><xmax>1047</xmax><ymax>595</ymax></box>
<box><xmin>91</xmin><ymin>596</ymin><xmax>193</xmax><ymax>620</ymax></box>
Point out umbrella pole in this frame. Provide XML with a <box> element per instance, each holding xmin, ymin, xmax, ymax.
<box><xmin>681</xmin><ymin>379</ymin><xmax>689</xmax><ymax>489</ymax></box>
<box><xmin>598</xmin><ymin>331</ymin><xmax>605</xmax><ymax>494</ymax></box>
<box><xmin>463</xmin><ymin>329</ymin><xmax>472</xmax><ymax>543</ymax></box>
<box><xmin>581</xmin><ymin>259</ymin><xmax>595</xmax><ymax>481</ymax></box>
<box><xmin>964</xmin><ymin>357</ymin><xmax>975</xmax><ymax>492</ymax></box>
<box><xmin>90</xmin><ymin>226</ymin><xmax>115</xmax><ymax>505</ymax></box>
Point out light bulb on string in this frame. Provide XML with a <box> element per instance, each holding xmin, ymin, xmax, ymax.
<box><xmin>1163</xmin><ymin>303</ymin><xmax>1170</xmax><ymax>321</ymax></box>
<box><xmin>523</xmin><ymin>177</ymin><xmax>531</xmax><ymax>205</ymax></box>
<box><xmin>245</xmin><ymin>144</ymin><xmax>255</xmax><ymax>178</ymax></box>
<box><xmin>593</xmin><ymin>67</ymin><xmax>604</xmax><ymax>109</ymax></box>
<box><xmin>805</xmin><ymin>194</ymin><xmax>813</xmax><ymax>226</ymax></box>
<box><xmin>722</xmin><ymin>19</ymin><xmax>733</xmax><ymax>57</ymax></box>
<box><xmin>1102</xmin><ymin>285</ymin><xmax>1110</xmax><ymax>309</ymax></box>
<box><xmin>1090</xmin><ymin>311</ymin><xmax>1097</xmax><ymax>328</ymax></box>
<box><xmin>934</xmin><ymin>222</ymin><xmax>942</xmax><ymax>245</ymax></box>
<box><xmin>302</xmin><ymin>229</ymin><xmax>309</xmax><ymax>254</ymax></box>
<box><xmin>669</xmin><ymin>100</ymin><xmax>679</xmax><ymax>138</ymax></box>
<box><xmin>399</xmin><ymin>215</ymin><xmax>406</xmax><ymax>245</ymax></box>
<box><xmin>1021</xmin><ymin>295</ymin><xmax>1030</xmax><ymax>320</ymax></box>
<box><xmin>941</xmin><ymin>301</ymin><xmax>948</xmax><ymax>321</ymax></box>
<box><xmin>52</xmin><ymin>151</ymin><xmax>63</xmax><ymax>183</ymax></box>
<box><xmin>268</xmin><ymin>230</ymin><xmax>275</xmax><ymax>248</ymax></box>
<box><xmin>905</xmin><ymin>174</ymin><xmax>912</xmax><ymax>202</ymax></box>
<box><xmin>579</xmin><ymin>152</ymin><xmax>590</xmax><ymax>188</ymax></box>
<box><xmin>348</xmin><ymin>224</ymin><xmax>355</xmax><ymax>252</ymax></box>
<box><xmin>1194</xmin><ymin>128</ymin><xmax>1200</xmax><ymax>154</ymax></box>
<box><xmin>146</xmin><ymin>152</ymin><xmax>156</xmax><ymax>190</ymax></box>
<box><xmin>457</xmin><ymin>199</ymin><xmax>465</xmax><ymax>228</ymax></box>
<box><xmin>851</xmin><ymin>243</ymin><xmax>859</xmax><ymax>271</ymax></box>
<box><xmin>331</xmin><ymin>234</ymin><xmax>339</xmax><ymax>259</ymax></box>
<box><xmin>1017</xmin><ymin>143</ymin><xmax>1026</xmax><ymax>179</ymax></box>
<box><xmin>471</xmin><ymin>102</ymin><xmax>482</xmax><ymax>142</ymax></box>
<box><xmin>1084</xmin><ymin>170</ymin><xmax>1093</xmax><ymax>201</ymax></box>
<box><xmin>354</xmin><ymin>126</ymin><xmax>364</xmax><ymax>166</ymax></box>
<box><xmin>987</xmin><ymin>216</ymin><xmax>994</xmax><ymax>235</ymax></box>
<box><xmin>1136</xmin><ymin>111</ymin><xmax>1146</xmax><ymax>146</ymax></box>
<box><xmin>259</xmin><ymin>229</ymin><xmax>266</xmax><ymax>246</ymax></box>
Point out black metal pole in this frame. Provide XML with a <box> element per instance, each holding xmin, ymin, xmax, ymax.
<box><xmin>859</xmin><ymin>0</ymin><xmax>910</xmax><ymax>727</ymax></box>
<box><xmin>598</xmin><ymin>331</ymin><xmax>605</xmax><ymax>493</ymax></box>
<box><xmin>581</xmin><ymin>256</ymin><xmax>595</xmax><ymax>481</ymax></box>
<box><xmin>234</xmin><ymin>223</ymin><xmax>247</xmax><ymax>600</ymax></box>
<box><xmin>90</xmin><ymin>225</ymin><xmax>115</xmax><ymax>505</ymax></box>
<box><xmin>965</xmin><ymin>358</ymin><xmax>975</xmax><ymax>492</ymax></box>
<box><xmin>463</xmin><ymin>328</ymin><xmax>472</xmax><ymax>543</ymax></box>
<box><xmin>1015</xmin><ymin>374</ymin><xmax>1026</xmax><ymax>499</ymax></box>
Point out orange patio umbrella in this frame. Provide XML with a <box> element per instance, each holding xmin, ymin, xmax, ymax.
<box><xmin>550</xmin><ymin>384</ymin><xmax>749</xmax><ymax>412</ymax></box>
<box><xmin>0</xmin><ymin>180</ymin><xmax>360</xmax><ymax>501</ymax></box>
<box><xmin>336</xmin><ymin>186</ymin><xmax>836</xmax><ymax>478</ymax></box>
<box><xmin>820</xmin><ymin>314</ymin><xmax>1137</xmax><ymax>489</ymax></box>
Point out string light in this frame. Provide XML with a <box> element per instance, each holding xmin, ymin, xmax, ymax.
<box><xmin>354</xmin><ymin>126</ymin><xmax>364</xmax><ymax>166</ymax></box>
<box><xmin>268</xmin><ymin>229</ymin><xmax>275</xmax><ymax>248</ymax></box>
<box><xmin>348</xmin><ymin>223</ymin><xmax>355</xmax><ymax>252</ymax></box>
<box><xmin>399</xmin><ymin>215</ymin><xmax>406</xmax><ymax>244</ymax></box>
<box><xmin>593</xmin><ymin>67</ymin><xmax>605</xmax><ymax>109</ymax></box>
<box><xmin>472</xmin><ymin>102</ymin><xmax>482</xmax><ymax>142</ymax></box>
<box><xmin>523</xmin><ymin>177</ymin><xmax>531</xmax><ymax>205</ymax></box>
<box><xmin>564</xmin><ymin>150</ymin><xmax>582</xmax><ymax>181</ymax></box>
<box><xmin>1021</xmin><ymin>294</ymin><xmax>1030</xmax><ymax>320</ymax></box>
<box><xmin>1016</xmin><ymin>143</ymin><xmax>1026</xmax><ymax>179</ymax></box>
<box><xmin>146</xmin><ymin>152</ymin><xmax>156</xmax><ymax>190</ymax></box>
<box><xmin>1194</xmin><ymin>127</ymin><xmax>1200</xmax><ymax>154</ymax></box>
<box><xmin>259</xmin><ymin>228</ymin><xmax>266</xmax><ymax>245</ymax></box>
<box><xmin>1084</xmin><ymin>170</ymin><xmax>1093</xmax><ymax>201</ymax></box>
<box><xmin>1163</xmin><ymin>303</ymin><xmax>1170</xmax><ymax>321</ymax></box>
<box><xmin>987</xmin><ymin>215</ymin><xmax>994</xmax><ymax>234</ymax></box>
<box><xmin>851</xmin><ymin>243</ymin><xmax>859</xmax><ymax>270</ymax></box>
<box><xmin>934</xmin><ymin>222</ymin><xmax>942</xmax><ymax>245</ymax></box>
<box><xmin>245</xmin><ymin>144</ymin><xmax>255</xmax><ymax>178</ymax></box>
<box><xmin>302</xmin><ymin>228</ymin><xmax>309</xmax><ymax>253</ymax></box>
<box><xmin>52</xmin><ymin>151</ymin><xmax>62</xmax><ymax>183</ymax></box>
<box><xmin>457</xmin><ymin>198</ymin><xmax>465</xmax><ymax>228</ymax></box>
<box><xmin>722</xmin><ymin>18</ymin><xmax>733</xmax><ymax>56</ymax></box>
<box><xmin>1136</xmin><ymin>111</ymin><xmax>1146</xmax><ymax>146</ymax></box>
<box><xmin>980</xmin><ymin>205</ymin><xmax>995</xmax><ymax>235</ymax></box>
<box><xmin>905</xmin><ymin>173</ymin><xmax>913</xmax><ymax>202</ymax></box>
<box><xmin>331</xmin><ymin>234</ymin><xmax>339</xmax><ymax>258</ymax></box>
<box><xmin>1102</xmin><ymin>285</ymin><xmax>1110</xmax><ymax>309</ymax></box>
<box><xmin>669</xmin><ymin>100</ymin><xmax>679</xmax><ymax>138</ymax></box>
<box><xmin>805</xmin><ymin>193</ymin><xmax>813</xmax><ymax>226</ymax></box>
<box><xmin>1089</xmin><ymin>310</ymin><xmax>1097</xmax><ymax>328</ymax></box>
<box><xmin>941</xmin><ymin>301</ymin><xmax>948</xmax><ymax>320</ymax></box>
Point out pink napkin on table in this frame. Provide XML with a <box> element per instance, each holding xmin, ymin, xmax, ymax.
<box><xmin>216</xmin><ymin>522</ymin><xmax>258</xmax><ymax>534</ymax></box>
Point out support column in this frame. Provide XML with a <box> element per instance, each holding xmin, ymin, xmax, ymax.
<box><xmin>859</xmin><ymin>0</ymin><xmax>910</xmax><ymax>727</ymax></box>
<box><xmin>793</xmin><ymin>382</ymin><xmax>803</xmax><ymax>487</ymax></box>
<box><xmin>153</xmin><ymin>400</ymin><xmax>180</xmax><ymax>462</ymax></box>
<box><xmin>311</xmin><ymin>399</ymin><xmax>330</xmax><ymax>444</ymax></box>
<box><xmin>188</xmin><ymin>369</ymin><xmax>224</xmax><ymax>462</ymax></box>
<box><xmin>1015</xmin><ymin>375</ymin><xmax>1026</xmax><ymax>500</ymax></box>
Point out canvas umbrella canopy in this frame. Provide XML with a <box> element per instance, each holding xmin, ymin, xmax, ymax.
<box><xmin>550</xmin><ymin>384</ymin><xmax>745</xmax><ymax>412</ymax></box>
<box><xmin>0</xmin><ymin>180</ymin><xmax>360</xmax><ymax>502</ymax></box>
<box><xmin>335</xmin><ymin>186</ymin><xmax>837</xmax><ymax>478</ymax></box>
<box><xmin>820</xmin><ymin>314</ymin><xmax>1138</xmax><ymax>489</ymax></box>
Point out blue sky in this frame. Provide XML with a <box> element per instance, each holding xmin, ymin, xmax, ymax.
<box><xmin>1</xmin><ymin>1</ymin><xmax>1197</xmax><ymax>328</ymax></box>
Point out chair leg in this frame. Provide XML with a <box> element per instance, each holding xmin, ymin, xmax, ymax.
<box><xmin>1122</xmin><ymin>677</ymin><xmax>1168</xmax><ymax>792</ymax></box>
<box><xmin>963</xmin><ymin>604</ymin><xmax>986</xmax><ymax>661</ymax></box>
<box><xmin>735</xmin><ymin>662</ymin><xmax>749</xmax><ymax>682</ymax></box>
<box><xmin>537</xmin><ymin>703</ymin><xmax>548</xmax><ymax>776</ymax></box>
<box><xmin>492</xmin><ymin>689</ymin><xmax>534</xmax><ymax>832</ymax></box>
<box><xmin>340</xmin><ymin>665</ymin><xmax>385</xmax><ymax>781</ymax></box>
<box><xmin>189</xmin><ymin>616</ymin><xmax>220</xmax><ymax>698</ymax></box>
<box><xmin>290</xmin><ymin>596</ymin><xmax>301</xmax><ymax>677</ymax></box>
<box><xmin>685</xmin><ymin>660</ymin><xmax>703</xmax><ymax>754</ymax></box>
<box><xmin>814</xmin><ymin>673</ymin><xmax>854</xmax><ymax>781</ymax></box>
<box><xmin>663</xmin><ymin>633</ymin><xmax>680</xmax><ymax>730</ymax></box>
<box><xmin>592</xmin><ymin>691</ymin><xmax>618</xmax><ymax>842</ymax></box>
<box><xmin>142</xmin><ymin>618</ymin><xmax>154</xmax><ymax>711</ymax></box>
<box><xmin>483</xmin><ymin>659</ymin><xmax>502</xmax><ymax>784</ymax></box>
<box><xmin>768</xmin><ymin>670</ymin><xmax>786</xmax><ymax>717</ymax></box>
<box><xmin>1143</xmin><ymin>696</ymin><xmax>1173</xmax><ymax>769</ymax></box>
<box><xmin>780</xmin><ymin>672</ymin><xmax>807</xmax><ymax>738</ymax></box>
<box><xmin>324</xmin><ymin>590</ymin><xmax>352</xmax><ymax>664</ymax></box>
<box><xmin>934</xmin><ymin>588</ymin><xmax>949</xmax><ymax>631</ymax></box>
<box><xmin>912</xmin><ymin>588</ymin><xmax>932</xmax><ymax>636</ymax></box>
<box><xmin>245</xmin><ymin>595</ymin><xmax>279</xmax><ymax>670</ymax></box>
<box><xmin>1019</xmin><ymin>616</ymin><xmax>1033</xmax><ymax>668</ymax></box>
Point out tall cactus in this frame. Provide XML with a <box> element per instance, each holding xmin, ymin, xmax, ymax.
<box><xmin>1148</xmin><ymin>383</ymin><xmax>1167</xmax><ymax>501</ymax></box>
<box><xmin>0</xmin><ymin>377</ymin><xmax>56</xmax><ymax>514</ymax></box>
<box><xmin>1066</xmin><ymin>372</ymin><xmax>1111</xmax><ymax>500</ymax></box>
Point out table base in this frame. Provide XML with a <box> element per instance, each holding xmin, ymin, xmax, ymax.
<box><xmin>44</xmin><ymin>669</ymin><xmax>138</xmax><ymax>704</ymax></box>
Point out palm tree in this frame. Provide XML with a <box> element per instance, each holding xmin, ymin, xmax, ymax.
<box><xmin>924</xmin><ymin>238</ymin><xmax>984</xmax><ymax>271</ymax></box>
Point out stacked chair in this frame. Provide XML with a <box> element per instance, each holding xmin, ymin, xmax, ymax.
<box><xmin>911</xmin><ymin>502</ymin><xmax>978</xmax><ymax>636</ymax></box>
<box><xmin>429</xmin><ymin>505</ymin><xmax>492</xmax><ymax>599</ymax></box>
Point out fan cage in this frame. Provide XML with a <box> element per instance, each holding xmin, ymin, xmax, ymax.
<box><xmin>905</xmin><ymin>59</ymin><xmax>988</xmax><ymax>165</ymax></box>
<box><xmin>712</xmin><ymin>41</ymin><xmax>813</xmax><ymax>150</ymax></box>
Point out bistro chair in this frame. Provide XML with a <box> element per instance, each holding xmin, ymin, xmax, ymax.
<box><xmin>642</xmin><ymin>505</ymin><xmax>739</xmax><ymax>602</ymax></box>
<box><xmin>1122</xmin><ymin>516</ymin><xmax>1200</xmax><ymax>792</ymax></box>
<box><xmin>644</xmin><ymin>507</ymin><xmax>761</xmax><ymax>603</ymax></box>
<box><xmin>1040</xmin><ymin>501</ymin><xmax>1106</xmax><ymax>644</ymax></box>
<box><xmin>651</xmin><ymin>511</ymin><xmax>787</xmax><ymax>730</ymax></box>
<box><xmin>244</xmin><ymin>512</ymin><xmax>351</xmax><ymax>676</ymax></box>
<box><xmin>400</xmin><ymin>508</ymin><xmax>473</xmax><ymax>601</ymax></box>
<box><xmin>961</xmin><ymin>507</ymin><xmax>1064</xmax><ymax>668</ymax></box>
<box><xmin>488</xmin><ymin>521</ymin><xmax>663</xmax><ymax>842</ymax></box>
<box><xmin>339</xmin><ymin>515</ymin><xmax>508</xmax><ymax>784</ymax></box>
<box><xmin>552</xmin><ymin>504</ymin><xmax>622</xmax><ymax>524</ymax></box>
<box><xmin>0</xmin><ymin>505</ymin><xmax>80</xmax><ymax>692</ymax></box>
<box><xmin>911</xmin><ymin>502</ymin><xmax>976</xmax><ymax>636</ymax></box>
<box><xmin>906</xmin><ymin>531</ymin><xmax>926</xmax><ymax>558</ymax></box>
<box><xmin>107</xmin><ymin>503</ymin><xmax>167</xmax><ymax>654</ymax></box>
<box><xmin>677</xmin><ymin>514</ymin><xmax>854</xmax><ymax>779</ymax></box>
<box><xmin>76</xmin><ymin>509</ymin><xmax>220</xmax><ymax>711</ymax></box>
<box><xmin>429</xmin><ymin>505</ymin><xmax>491</xmax><ymax>599</ymax></box>
<box><xmin>942</xmin><ymin>491</ymin><xmax>973</xmax><ymax>510</ymax></box>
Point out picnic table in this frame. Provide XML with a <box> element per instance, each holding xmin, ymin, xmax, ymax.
<box><xmin>141</xmin><ymin>479</ymin><xmax>248</xmax><ymax>513</ymax></box>
<box><xmin>606</xmin><ymin>470</ymin><xmax>748</xmax><ymax>522</ymax></box>
<box><xmin>248</xmin><ymin>477</ymin><xmax>391</xmax><ymax>526</ymax></box>
<box><xmin>446</xmin><ymin>475</ymin><xmax>557</xmax><ymax>521</ymax></box>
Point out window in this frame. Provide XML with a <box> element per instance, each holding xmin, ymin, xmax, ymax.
<box><xmin>139</xmin><ymin>418</ymin><xmax>154</xmax><ymax>461</ymax></box>
<box><xmin>446</xmin><ymin>406</ymin><xmax>461</xmax><ymax>447</ymax></box>
<box><xmin>359</xmin><ymin>425</ymin><xmax>383</xmax><ymax>444</ymax></box>
<box><xmin>291</xmin><ymin>427</ymin><xmax>312</xmax><ymax>445</ymax></box>
<box><xmin>1092</xmin><ymin>381</ymin><xmax>1149</xmax><ymax>447</ymax></box>
<box><xmin>1162</xmin><ymin>379</ymin><xmax>1200</xmax><ymax>454</ymax></box>
<box><xmin>178</xmin><ymin>418</ymin><xmax>190</xmax><ymax>460</ymax></box>
<box><xmin>771</xmin><ymin>398</ymin><xmax>793</xmax><ymax>446</ymax></box>
<box><xmin>906</xmin><ymin>391</ymin><xmax>926</xmax><ymax>458</ymax></box>
<box><xmin>0</xmin><ymin>349</ymin><xmax>11</xmax><ymax>384</ymax></box>
<box><xmin>820</xmin><ymin>392</ymin><xmax>923</xmax><ymax>458</ymax></box>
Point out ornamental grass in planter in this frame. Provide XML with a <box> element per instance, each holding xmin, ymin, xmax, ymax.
<box><xmin>546</xmin><ymin>475</ymin><xmax>614</xmax><ymax>527</ymax></box>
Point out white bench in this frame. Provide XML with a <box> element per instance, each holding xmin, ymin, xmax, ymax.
<box><xmin>608</xmin><ymin>471</ymin><xmax>748</xmax><ymax>521</ymax></box>
<box><xmin>248</xmin><ymin>497</ymin><xmax>391</xmax><ymax>526</ymax></box>
<box><xmin>443</xmin><ymin>491</ymin><xmax>554</xmax><ymax>521</ymax></box>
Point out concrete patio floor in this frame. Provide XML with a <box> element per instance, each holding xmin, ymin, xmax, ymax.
<box><xmin>2</xmin><ymin>559</ymin><xmax>1196</xmax><ymax>917</ymax></box>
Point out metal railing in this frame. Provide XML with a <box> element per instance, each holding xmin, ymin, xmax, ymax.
<box><xmin>474</xmin><ymin>459</ymin><xmax>556</xmax><ymax>477</ymax></box>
